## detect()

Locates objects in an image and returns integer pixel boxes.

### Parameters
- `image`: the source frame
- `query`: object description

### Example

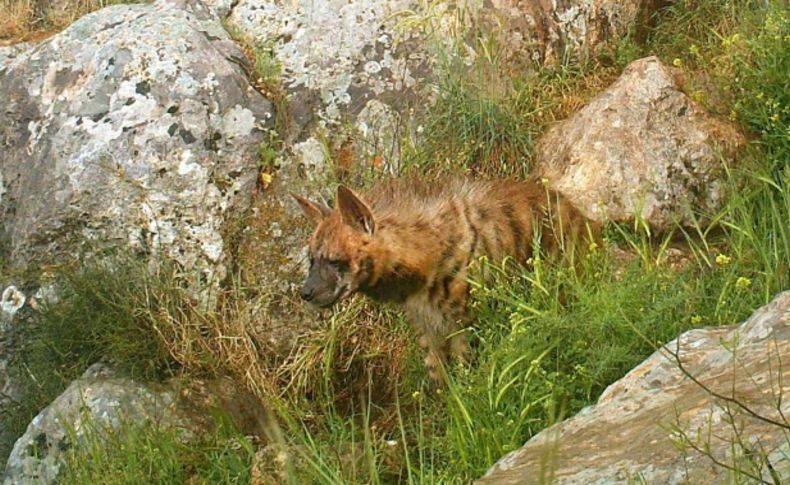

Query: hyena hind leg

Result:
[443,278,472,364]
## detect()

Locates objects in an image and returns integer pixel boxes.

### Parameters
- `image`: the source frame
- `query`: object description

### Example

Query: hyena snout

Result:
[299,285,316,302]
[300,268,344,308]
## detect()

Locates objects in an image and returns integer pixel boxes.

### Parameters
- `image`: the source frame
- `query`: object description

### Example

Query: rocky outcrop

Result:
[3,364,188,484]
[0,0,273,287]
[228,0,429,167]
[536,56,744,229]
[226,0,664,166]
[483,0,666,65]
[480,291,790,484]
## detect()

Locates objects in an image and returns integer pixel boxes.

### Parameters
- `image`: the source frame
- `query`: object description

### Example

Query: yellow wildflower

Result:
[736,277,752,289]
[691,315,703,325]
[715,254,732,266]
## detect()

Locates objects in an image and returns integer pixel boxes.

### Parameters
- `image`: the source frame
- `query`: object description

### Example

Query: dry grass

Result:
[0,0,140,44]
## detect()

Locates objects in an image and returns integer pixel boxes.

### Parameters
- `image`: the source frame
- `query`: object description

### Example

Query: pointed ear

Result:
[336,186,375,234]
[291,193,331,225]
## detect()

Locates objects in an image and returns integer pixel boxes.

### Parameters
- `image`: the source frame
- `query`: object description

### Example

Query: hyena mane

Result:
[293,176,597,382]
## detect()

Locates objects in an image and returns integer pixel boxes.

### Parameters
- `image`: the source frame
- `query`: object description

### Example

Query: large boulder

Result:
[479,291,790,484]
[0,0,273,286]
[536,56,745,229]
[227,0,429,165]
[3,364,268,484]
[3,364,188,484]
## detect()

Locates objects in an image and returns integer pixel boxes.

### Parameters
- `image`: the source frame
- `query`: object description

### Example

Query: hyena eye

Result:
[329,259,349,272]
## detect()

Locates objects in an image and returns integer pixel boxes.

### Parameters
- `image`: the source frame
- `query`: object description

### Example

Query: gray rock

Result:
[3,364,270,484]
[0,0,273,289]
[536,56,745,229]
[0,43,32,69]
[227,0,429,164]
[200,0,235,18]
[3,364,188,484]
[479,291,790,484]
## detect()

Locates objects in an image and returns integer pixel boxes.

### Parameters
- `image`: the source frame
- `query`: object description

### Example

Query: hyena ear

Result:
[291,193,331,226]
[337,185,375,235]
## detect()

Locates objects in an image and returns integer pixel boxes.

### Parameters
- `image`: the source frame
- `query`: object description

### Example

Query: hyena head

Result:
[291,186,376,308]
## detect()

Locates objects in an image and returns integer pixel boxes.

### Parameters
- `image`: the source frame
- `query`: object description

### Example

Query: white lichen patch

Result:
[1,286,26,316]
[356,99,401,172]
[221,105,256,138]
[293,137,327,178]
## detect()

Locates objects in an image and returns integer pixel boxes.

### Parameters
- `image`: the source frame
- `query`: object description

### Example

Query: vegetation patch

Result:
[59,416,256,484]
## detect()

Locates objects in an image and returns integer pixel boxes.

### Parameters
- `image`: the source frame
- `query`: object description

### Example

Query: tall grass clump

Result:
[2,259,187,460]
[59,417,256,484]
[400,28,619,178]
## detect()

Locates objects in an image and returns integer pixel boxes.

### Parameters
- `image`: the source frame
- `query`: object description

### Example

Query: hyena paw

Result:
[424,352,446,385]
[449,334,470,364]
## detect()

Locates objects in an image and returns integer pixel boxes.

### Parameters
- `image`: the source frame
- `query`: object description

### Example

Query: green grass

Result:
[5,0,789,482]
[59,417,256,485]
[1,258,187,463]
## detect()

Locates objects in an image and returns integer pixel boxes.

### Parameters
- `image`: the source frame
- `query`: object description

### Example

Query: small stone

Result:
[364,61,382,74]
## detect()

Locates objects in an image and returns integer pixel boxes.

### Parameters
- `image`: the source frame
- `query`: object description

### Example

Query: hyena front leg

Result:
[405,295,451,384]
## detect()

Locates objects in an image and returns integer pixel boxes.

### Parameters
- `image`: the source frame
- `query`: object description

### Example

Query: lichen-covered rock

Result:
[0,0,273,287]
[479,291,790,484]
[0,43,32,68]
[227,0,428,162]
[483,0,665,65]
[536,56,744,229]
[2,365,269,484]
[2,364,187,484]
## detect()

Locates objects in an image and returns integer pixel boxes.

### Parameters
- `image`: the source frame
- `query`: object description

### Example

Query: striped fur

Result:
[294,177,597,382]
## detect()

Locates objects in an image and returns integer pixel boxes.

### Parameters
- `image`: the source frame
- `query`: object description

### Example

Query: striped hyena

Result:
[292,178,596,383]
